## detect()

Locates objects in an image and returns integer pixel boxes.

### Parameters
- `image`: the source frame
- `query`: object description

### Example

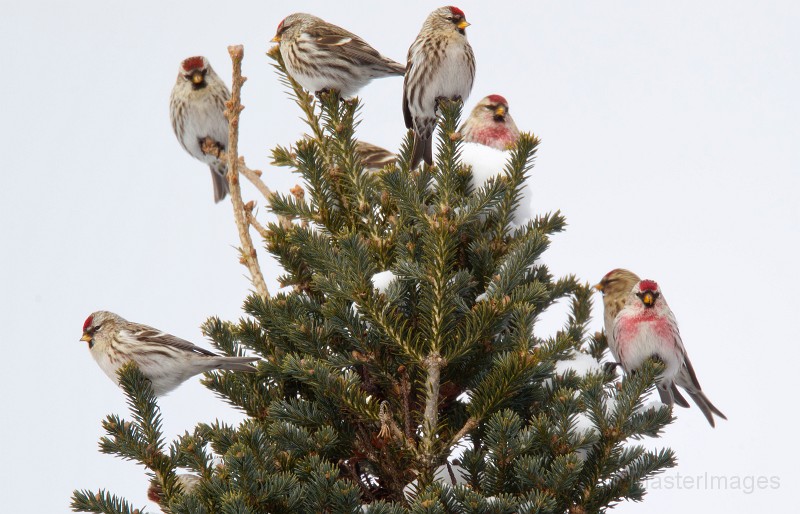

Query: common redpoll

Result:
[612,279,727,426]
[596,269,690,409]
[356,140,397,172]
[461,94,520,150]
[80,311,258,396]
[271,13,405,97]
[459,95,531,224]
[403,6,475,168]
[594,268,643,364]
[169,56,231,203]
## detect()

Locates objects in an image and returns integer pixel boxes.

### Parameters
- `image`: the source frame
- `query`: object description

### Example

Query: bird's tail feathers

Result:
[216,356,259,372]
[670,383,691,408]
[410,133,430,169]
[210,162,229,203]
[686,389,727,427]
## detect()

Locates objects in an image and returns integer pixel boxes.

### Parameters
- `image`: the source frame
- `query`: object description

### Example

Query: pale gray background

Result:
[1,0,797,511]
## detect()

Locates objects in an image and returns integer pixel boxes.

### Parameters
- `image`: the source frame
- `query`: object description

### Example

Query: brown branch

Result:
[447,417,478,450]
[225,45,269,300]
[399,365,413,440]
[202,138,273,202]
[421,353,443,459]
[243,201,269,239]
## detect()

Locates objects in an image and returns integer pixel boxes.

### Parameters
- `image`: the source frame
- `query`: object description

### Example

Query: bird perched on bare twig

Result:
[79,311,258,396]
[169,56,231,203]
[271,13,405,97]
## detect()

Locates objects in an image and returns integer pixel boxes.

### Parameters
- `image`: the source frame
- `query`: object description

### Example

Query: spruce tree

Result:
[72,46,675,514]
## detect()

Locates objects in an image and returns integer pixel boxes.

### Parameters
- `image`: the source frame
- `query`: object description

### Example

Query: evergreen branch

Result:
[117,363,164,456]
[420,352,445,475]
[71,489,146,514]
[496,133,540,235]
[225,44,269,300]
[267,45,323,143]
[454,178,507,226]
[484,229,550,301]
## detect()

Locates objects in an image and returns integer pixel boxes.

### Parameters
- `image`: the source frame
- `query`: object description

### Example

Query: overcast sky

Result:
[1,1,797,512]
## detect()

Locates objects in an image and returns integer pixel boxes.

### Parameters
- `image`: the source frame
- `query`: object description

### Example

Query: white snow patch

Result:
[371,270,396,293]
[461,142,535,227]
[555,351,604,376]
[462,142,509,191]
[636,400,668,415]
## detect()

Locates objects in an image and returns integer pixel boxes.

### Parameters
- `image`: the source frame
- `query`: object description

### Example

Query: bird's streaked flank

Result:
[169,56,231,203]
[80,311,258,396]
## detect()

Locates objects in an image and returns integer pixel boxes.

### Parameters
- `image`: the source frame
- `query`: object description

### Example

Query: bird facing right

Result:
[80,311,258,396]
[169,56,231,203]
[612,279,727,427]
[404,6,476,168]
[271,13,405,97]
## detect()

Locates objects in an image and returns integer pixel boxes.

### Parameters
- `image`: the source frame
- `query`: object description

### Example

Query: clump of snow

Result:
[555,351,604,376]
[636,401,667,415]
[371,270,396,293]
[460,142,535,227]
[462,142,509,191]
[573,412,599,437]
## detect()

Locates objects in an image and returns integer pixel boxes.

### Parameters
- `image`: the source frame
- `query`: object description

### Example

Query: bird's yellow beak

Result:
[642,292,655,306]
[457,20,470,30]
[190,71,204,84]
[494,106,506,119]
[271,35,281,43]
[80,333,92,343]
[593,283,604,292]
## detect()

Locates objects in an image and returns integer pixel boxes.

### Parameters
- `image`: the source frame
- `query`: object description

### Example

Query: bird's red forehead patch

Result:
[181,56,205,72]
[83,315,93,332]
[639,279,659,292]
[449,6,465,17]
[276,18,285,33]
[487,94,508,106]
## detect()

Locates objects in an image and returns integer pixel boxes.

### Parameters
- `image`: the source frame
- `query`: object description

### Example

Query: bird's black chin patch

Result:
[87,340,94,349]
[493,115,505,122]
[191,81,207,90]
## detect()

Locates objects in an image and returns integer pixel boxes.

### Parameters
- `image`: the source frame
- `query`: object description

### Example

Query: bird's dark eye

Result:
[484,105,494,110]
[93,325,102,333]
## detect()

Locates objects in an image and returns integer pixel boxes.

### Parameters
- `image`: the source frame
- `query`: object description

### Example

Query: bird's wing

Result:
[309,28,400,70]
[123,323,218,357]
[665,309,704,391]
[402,62,414,129]
[356,141,396,169]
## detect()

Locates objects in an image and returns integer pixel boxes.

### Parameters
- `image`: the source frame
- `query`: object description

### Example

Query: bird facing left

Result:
[169,56,231,203]
[271,13,406,97]
[79,311,258,396]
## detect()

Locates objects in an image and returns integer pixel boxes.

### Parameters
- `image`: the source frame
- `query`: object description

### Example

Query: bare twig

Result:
[225,45,269,300]
[447,417,478,450]
[243,201,269,239]
[202,138,273,201]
